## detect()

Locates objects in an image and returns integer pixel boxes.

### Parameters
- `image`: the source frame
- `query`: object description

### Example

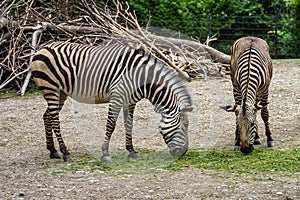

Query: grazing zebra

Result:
[31,41,193,162]
[224,36,274,154]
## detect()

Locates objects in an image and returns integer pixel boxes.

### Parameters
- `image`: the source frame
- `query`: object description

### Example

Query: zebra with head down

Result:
[224,36,274,154]
[31,41,193,162]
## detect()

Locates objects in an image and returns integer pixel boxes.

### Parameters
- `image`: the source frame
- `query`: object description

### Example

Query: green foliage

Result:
[125,0,299,57]
[126,0,275,27]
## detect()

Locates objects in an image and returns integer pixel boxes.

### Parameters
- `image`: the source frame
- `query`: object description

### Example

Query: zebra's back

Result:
[230,36,273,102]
[31,42,136,104]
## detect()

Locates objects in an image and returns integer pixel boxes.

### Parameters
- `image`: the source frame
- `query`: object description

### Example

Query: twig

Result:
[0,68,29,90]
[21,27,44,96]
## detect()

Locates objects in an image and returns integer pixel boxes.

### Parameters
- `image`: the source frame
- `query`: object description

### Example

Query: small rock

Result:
[19,191,25,196]
[276,192,283,195]
[89,179,98,183]
[93,170,104,174]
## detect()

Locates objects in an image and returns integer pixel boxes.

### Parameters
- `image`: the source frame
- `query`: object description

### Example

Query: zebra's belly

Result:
[68,94,109,104]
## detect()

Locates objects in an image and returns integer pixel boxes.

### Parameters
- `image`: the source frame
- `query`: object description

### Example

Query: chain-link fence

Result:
[142,4,299,59]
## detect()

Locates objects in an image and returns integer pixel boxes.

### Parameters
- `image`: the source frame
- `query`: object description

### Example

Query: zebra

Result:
[223,36,274,154]
[31,41,193,162]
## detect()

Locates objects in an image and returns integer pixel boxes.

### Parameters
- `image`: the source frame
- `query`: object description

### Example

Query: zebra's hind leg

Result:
[101,101,122,163]
[123,104,138,159]
[57,92,71,161]
[46,91,71,161]
[261,106,274,147]
[43,108,60,159]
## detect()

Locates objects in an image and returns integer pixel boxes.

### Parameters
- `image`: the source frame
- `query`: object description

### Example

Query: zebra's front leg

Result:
[101,103,121,163]
[261,106,274,147]
[234,124,241,151]
[254,132,262,145]
[234,113,241,151]
[123,104,138,159]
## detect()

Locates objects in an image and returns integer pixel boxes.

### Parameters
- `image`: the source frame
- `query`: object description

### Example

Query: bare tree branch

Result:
[0,0,231,94]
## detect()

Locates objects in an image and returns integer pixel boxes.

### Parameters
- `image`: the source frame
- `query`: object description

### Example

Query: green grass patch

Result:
[167,147,300,174]
[23,84,41,97]
[0,89,19,99]
[0,85,40,99]
[40,154,112,175]
[45,146,300,175]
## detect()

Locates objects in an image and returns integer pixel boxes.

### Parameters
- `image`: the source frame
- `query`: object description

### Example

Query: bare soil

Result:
[0,60,299,199]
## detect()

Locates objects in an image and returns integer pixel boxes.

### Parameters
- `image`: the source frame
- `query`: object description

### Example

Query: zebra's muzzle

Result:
[169,146,188,158]
[240,144,254,154]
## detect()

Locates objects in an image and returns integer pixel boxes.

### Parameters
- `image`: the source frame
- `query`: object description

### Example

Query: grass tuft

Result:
[167,147,300,174]
[37,146,300,175]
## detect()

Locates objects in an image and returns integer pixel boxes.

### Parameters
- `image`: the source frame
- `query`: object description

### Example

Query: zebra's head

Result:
[226,102,263,154]
[158,104,193,158]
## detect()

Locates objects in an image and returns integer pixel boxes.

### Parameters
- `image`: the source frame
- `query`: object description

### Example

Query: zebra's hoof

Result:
[128,152,138,159]
[267,141,274,147]
[49,152,61,159]
[101,155,112,163]
[254,138,262,145]
[63,154,72,162]
[234,146,241,151]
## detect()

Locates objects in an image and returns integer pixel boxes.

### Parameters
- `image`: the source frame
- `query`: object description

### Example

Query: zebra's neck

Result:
[118,53,191,115]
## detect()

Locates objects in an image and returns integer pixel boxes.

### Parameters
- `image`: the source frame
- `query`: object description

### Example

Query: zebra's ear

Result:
[220,105,236,112]
[253,102,263,111]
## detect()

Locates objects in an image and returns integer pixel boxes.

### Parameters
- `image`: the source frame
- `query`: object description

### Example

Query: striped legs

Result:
[233,104,274,151]
[100,99,138,162]
[234,113,241,151]
[43,91,70,161]
[233,87,242,151]
[101,99,122,163]
[123,104,138,158]
[43,109,60,158]
[261,106,274,147]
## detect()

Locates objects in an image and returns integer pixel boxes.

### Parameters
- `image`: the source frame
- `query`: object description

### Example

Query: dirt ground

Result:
[0,60,299,199]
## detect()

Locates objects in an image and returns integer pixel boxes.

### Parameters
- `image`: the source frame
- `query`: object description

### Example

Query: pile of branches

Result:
[0,0,230,95]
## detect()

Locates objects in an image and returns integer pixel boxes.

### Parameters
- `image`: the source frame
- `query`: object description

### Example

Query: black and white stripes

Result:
[226,36,274,154]
[31,41,192,162]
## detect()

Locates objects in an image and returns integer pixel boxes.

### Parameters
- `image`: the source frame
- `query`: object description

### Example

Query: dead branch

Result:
[20,27,44,96]
[0,0,231,94]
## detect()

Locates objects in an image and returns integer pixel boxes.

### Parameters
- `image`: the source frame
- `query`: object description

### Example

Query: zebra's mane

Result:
[135,49,192,113]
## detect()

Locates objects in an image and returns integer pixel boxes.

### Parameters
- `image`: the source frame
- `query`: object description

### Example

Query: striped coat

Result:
[226,36,274,154]
[31,41,192,162]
